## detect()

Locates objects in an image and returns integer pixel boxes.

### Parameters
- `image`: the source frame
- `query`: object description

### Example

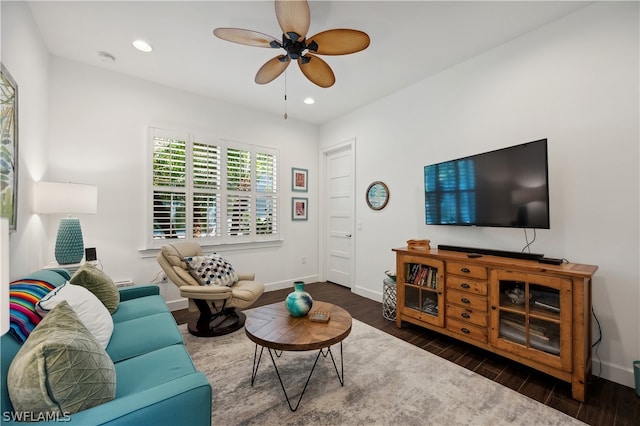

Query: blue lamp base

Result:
[55,217,85,265]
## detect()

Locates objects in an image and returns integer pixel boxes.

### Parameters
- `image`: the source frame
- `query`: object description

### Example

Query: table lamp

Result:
[34,182,98,265]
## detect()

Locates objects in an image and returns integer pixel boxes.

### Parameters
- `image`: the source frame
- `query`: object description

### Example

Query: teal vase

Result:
[285,281,313,317]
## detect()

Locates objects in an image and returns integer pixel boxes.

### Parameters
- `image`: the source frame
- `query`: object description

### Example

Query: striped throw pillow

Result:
[9,280,56,343]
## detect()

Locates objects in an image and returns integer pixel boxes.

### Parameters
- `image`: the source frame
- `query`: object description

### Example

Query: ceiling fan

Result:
[213,0,370,88]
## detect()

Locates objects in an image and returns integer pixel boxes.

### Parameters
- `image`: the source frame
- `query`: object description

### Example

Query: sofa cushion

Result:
[114,345,198,398]
[8,279,56,343]
[70,263,120,313]
[106,312,183,363]
[111,294,169,324]
[7,301,116,416]
[185,254,238,287]
[37,282,114,349]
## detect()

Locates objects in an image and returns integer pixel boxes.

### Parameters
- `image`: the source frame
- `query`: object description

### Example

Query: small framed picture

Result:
[292,197,308,221]
[291,167,308,192]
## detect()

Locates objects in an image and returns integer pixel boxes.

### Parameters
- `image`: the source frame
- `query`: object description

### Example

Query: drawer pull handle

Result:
[461,283,470,289]
[461,268,471,273]
[461,328,470,334]
[461,313,471,319]
[461,298,471,304]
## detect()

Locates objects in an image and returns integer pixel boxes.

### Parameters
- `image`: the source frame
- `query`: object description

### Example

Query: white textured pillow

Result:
[185,254,239,287]
[37,282,114,349]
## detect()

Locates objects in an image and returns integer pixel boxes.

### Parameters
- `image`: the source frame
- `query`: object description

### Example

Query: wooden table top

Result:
[245,301,352,351]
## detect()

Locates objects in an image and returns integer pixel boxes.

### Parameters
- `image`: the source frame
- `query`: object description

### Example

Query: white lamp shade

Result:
[34,182,98,214]
[1,218,9,334]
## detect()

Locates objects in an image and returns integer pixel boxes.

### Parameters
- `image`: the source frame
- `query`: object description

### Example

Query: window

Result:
[149,128,278,248]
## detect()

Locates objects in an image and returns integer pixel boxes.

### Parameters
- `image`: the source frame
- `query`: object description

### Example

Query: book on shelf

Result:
[430,268,438,289]
[407,264,419,283]
[420,267,430,286]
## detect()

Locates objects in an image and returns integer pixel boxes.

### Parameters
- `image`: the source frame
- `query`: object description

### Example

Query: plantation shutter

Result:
[192,142,221,238]
[152,131,187,239]
[226,148,251,236]
[256,151,277,235]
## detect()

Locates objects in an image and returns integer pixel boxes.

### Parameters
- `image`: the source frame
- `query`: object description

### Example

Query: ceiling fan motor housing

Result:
[274,32,318,62]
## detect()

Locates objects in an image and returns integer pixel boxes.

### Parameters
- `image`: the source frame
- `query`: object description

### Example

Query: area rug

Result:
[180,319,584,425]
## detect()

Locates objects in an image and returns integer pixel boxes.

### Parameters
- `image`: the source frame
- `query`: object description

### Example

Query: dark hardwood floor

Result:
[171,282,640,425]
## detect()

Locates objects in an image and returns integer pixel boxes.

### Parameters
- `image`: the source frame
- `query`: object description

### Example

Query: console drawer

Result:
[446,262,487,280]
[446,289,487,312]
[446,275,487,296]
[446,304,488,327]
[447,318,488,343]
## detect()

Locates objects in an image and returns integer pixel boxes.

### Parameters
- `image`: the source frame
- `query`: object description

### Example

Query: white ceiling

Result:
[27,1,591,125]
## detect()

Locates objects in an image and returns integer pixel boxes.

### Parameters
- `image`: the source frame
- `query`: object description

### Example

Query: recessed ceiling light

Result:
[303,97,315,105]
[132,39,153,53]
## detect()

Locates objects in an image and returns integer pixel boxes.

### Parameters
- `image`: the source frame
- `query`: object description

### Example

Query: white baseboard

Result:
[263,275,320,292]
[167,298,188,312]
[594,358,637,389]
[353,284,382,303]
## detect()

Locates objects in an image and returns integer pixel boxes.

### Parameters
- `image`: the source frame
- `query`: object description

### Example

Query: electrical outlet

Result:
[160,272,168,283]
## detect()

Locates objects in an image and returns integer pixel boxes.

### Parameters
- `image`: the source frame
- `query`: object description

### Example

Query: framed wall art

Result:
[0,63,18,232]
[291,197,308,221]
[291,167,308,192]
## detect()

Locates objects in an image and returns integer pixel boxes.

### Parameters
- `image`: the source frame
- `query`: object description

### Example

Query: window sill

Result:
[139,239,284,258]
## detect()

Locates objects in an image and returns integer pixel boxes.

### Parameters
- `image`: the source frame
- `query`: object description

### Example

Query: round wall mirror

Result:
[366,181,390,210]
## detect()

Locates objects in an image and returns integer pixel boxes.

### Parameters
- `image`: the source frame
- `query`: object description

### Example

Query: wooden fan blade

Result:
[298,54,335,88]
[213,28,279,48]
[255,55,291,84]
[307,29,370,55]
[275,0,310,40]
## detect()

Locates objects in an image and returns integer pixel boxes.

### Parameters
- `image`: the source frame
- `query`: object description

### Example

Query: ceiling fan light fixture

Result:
[303,97,315,105]
[132,39,153,53]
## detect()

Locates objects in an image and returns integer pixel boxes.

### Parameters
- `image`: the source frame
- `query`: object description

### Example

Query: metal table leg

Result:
[250,342,344,412]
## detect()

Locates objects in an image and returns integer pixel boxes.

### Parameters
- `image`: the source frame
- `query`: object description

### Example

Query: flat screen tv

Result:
[424,139,550,229]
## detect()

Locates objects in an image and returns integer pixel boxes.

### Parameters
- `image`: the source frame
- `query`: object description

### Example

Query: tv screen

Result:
[424,139,550,229]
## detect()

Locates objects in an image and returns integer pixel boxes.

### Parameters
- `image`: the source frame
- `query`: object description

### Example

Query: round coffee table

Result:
[245,301,352,411]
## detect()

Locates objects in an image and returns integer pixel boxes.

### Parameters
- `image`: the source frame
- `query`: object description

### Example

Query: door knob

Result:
[345,234,352,238]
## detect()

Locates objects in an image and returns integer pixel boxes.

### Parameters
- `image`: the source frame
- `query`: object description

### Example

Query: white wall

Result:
[320,2,639,388]
[45,57,320,308]
[1,2,51,278]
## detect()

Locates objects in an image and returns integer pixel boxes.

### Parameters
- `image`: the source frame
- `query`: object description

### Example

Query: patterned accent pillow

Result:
[8,301,116,416]
[9,279,56,343]
[70,263,120,313]
[184,254,239,287]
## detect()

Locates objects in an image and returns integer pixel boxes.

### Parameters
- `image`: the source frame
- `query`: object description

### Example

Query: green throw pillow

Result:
[70,264,120,313]
[7,301,116,416]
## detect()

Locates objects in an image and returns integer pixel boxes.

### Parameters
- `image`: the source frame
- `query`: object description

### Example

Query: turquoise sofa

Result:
[1,269,212,425]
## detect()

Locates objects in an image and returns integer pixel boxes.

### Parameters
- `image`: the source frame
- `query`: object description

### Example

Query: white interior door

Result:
[324,143,354,288]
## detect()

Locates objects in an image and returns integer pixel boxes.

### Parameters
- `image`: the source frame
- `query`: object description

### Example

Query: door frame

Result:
[319,137,356,288]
